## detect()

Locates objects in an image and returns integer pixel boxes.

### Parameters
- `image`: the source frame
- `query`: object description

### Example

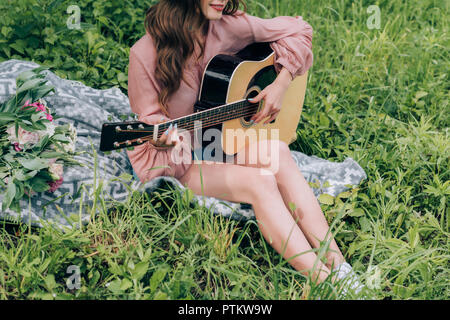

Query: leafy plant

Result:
[0,68,80,211]
[0,0,448,300]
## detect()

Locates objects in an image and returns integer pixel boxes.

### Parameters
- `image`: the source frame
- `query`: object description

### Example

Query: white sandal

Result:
[333,262,364,296]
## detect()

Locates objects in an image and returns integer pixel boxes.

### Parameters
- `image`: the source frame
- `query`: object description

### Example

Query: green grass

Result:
[0,0,449,299]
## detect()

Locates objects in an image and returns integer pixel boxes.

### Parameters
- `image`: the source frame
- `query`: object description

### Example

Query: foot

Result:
[333,262,364,297]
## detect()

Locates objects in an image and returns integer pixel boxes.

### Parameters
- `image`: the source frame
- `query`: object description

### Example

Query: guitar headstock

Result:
[99,121,154,152]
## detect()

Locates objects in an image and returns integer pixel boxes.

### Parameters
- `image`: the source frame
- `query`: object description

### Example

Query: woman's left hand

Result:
[249,72,292,125]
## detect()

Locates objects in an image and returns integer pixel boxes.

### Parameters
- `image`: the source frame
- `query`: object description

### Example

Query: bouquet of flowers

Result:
[0,67,80,212]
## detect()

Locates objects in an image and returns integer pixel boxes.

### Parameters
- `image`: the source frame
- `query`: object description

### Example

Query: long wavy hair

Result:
[145,0,247,117]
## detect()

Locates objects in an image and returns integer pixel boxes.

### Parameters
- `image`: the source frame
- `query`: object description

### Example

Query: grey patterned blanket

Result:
[0,60,367,228]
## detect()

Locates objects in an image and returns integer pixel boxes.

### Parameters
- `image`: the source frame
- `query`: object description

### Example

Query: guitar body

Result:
[194,42,308,161]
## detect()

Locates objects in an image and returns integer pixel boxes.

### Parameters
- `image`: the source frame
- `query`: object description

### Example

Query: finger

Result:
[263,110,280,125]
[250,102,267,122]
[167,123,181,146]
[261,107,280,124]
[254,112,269,124]
[149,136,163,147]
[167,127,178,146]
[158,124,171,144]
[250,111,259,122]
[249,92,267,122]
[253,103,274,123]
[248,90,265,103]
[252,110,265,123]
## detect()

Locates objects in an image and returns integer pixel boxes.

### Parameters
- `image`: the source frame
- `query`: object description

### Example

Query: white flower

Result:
[63,123,77,153]
[48,162,64,180]
[65,139,76,153]
[42,121,56,138]
[60,137,76,153]
[36,121,56,140]
[69,123,77,140]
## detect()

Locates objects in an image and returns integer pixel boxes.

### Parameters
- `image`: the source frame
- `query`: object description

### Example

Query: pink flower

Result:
[48,177,63,193]
[13,142,22,152]
[23,100,46,112]
[6,126,40,149]
[22,100,52,121]
[33,103,46,112]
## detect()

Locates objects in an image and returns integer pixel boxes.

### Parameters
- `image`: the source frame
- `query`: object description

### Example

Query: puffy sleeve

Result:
[220,11,313,79]
[126,47,192,183]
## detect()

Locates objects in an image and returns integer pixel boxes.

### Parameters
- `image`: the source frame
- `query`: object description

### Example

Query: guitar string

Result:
[125,106,255,137]
[114,107,266,148]
[114,107,260,147]
[118,99,256,132]
[116,103,259,136]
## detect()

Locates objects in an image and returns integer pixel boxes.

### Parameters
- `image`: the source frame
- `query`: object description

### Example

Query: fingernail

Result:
[164,128,169,135]
[174,123,177,129]
[250,120,254,124]
[248,98,254,101]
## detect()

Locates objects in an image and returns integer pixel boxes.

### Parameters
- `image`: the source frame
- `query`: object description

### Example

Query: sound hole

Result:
[243,65,278,125]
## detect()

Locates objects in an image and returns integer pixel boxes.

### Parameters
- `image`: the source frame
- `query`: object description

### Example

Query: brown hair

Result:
[145,0,247,117]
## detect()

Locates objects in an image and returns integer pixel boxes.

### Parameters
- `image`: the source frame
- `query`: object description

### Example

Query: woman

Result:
[127,0,361,290]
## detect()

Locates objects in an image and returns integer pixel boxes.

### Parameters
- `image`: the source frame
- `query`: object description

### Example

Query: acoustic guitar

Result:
[99,42,308,161]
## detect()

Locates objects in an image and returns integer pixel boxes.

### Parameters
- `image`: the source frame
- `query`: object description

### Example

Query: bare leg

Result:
[233,139,346,270]
[178,160,331,282]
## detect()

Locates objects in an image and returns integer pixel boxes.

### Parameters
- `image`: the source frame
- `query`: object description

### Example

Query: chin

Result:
[206,13,223,20]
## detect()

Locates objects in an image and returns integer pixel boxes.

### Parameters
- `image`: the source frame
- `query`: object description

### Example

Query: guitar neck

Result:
[100,99,259,151]
[170,98,257,131]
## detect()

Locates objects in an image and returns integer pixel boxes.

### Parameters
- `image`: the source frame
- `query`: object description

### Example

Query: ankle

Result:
[309,266,332,284]
[325,255,346,271]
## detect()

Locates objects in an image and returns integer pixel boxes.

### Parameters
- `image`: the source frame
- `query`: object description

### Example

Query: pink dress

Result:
[127,10,313,183]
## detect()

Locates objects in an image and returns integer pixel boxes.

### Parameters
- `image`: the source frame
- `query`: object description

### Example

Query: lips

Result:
[210,4,224,11]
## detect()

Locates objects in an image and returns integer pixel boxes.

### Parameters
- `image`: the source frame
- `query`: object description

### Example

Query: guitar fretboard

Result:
[148,99,259,137]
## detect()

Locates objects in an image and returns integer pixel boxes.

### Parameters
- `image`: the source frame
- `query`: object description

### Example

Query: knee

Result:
[248,171,278,200]
[260,140,292,175]
[275,140,292,159]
